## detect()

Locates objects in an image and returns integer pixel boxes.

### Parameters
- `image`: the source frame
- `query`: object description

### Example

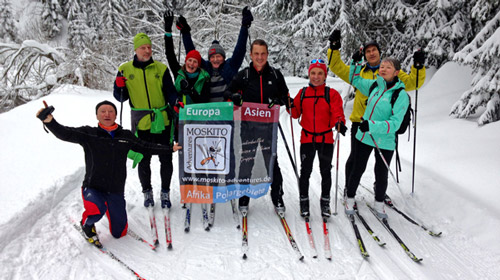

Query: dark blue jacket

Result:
[181,26,249,87]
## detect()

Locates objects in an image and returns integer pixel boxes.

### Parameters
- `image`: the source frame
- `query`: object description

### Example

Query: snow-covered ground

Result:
[1,61,499,279]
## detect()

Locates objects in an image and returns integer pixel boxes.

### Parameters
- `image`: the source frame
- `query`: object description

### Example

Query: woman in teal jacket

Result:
[344,57,409,219]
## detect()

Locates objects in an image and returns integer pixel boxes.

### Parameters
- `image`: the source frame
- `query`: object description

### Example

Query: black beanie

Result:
[95,100,117,114]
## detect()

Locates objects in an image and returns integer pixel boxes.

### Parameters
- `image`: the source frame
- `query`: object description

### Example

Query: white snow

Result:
[1,62,500,279]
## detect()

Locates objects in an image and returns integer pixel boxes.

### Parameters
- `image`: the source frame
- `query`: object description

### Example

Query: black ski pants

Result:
[299,142,334,199]
[345,138,393,202]
[344,122,360,188]
[137,128,173,193]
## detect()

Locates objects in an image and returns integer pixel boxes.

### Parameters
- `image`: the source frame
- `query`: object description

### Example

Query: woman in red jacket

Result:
[290,59,346,218]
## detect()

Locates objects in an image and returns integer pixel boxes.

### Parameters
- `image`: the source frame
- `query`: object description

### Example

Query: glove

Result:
[359,120,370,132]
[164,10,174,32]
[335,121,347,136]
[329,30,341,50]
[231,93,243,106]
[241,6,253,28]
[268,98,279,109]
[413,49,425,70]
[116,76,126,88]
[352,48,363,63]
[174,100,184,114]
[288,98,295,109]
[37,104,55,122]
[176,15,191,33]
[179,79,193,97]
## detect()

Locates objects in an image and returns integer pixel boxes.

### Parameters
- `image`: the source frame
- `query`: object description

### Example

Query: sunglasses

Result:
[310,59,326,64]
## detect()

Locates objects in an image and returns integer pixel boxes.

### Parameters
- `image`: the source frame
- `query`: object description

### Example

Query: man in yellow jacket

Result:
[327,29,426,193]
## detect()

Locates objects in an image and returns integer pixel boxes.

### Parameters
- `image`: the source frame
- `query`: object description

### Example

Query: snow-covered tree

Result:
[40,0,64,39]
[0,0,17,42]
[451,8,500,125]
[0,40,64,111]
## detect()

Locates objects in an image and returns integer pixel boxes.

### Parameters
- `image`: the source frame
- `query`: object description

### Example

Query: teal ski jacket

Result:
[349,62,410,151]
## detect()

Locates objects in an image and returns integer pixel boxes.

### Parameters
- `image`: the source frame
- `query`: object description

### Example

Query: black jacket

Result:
[46,119,171,194]
[226,62,289,105]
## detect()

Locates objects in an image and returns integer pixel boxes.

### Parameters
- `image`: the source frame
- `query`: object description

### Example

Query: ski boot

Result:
[80,220,102,248]
[344,197,356,216]
[320,197,331,218]
[272,193,286,215]
[373,201,388,219]
[299,196,310,218]
[239,196,250,216]
[143,189,154,207]
[161,189,172,209]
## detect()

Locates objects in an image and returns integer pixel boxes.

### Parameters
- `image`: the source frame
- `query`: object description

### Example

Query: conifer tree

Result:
[41,0,64,39]
[0,0,17,42]
[451,8,500,125]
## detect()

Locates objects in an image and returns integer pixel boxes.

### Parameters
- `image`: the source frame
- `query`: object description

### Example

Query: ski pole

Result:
[278,123,299,182]
[367,131,410,210]
[177,15,182,62]
[119,70,124,126]
[288,100,299,179]
[333,124,341,215]
[411,69,419,194]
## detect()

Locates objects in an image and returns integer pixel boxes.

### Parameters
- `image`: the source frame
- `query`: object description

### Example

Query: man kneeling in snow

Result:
[36,100,181,248]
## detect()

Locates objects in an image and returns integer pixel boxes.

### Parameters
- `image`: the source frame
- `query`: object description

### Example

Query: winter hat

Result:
[363,40,381,58]
[185,50,202,66]
[308,59,327,75]
[133,33,152,50]
[208,40,226,59]
[95,100,117,114]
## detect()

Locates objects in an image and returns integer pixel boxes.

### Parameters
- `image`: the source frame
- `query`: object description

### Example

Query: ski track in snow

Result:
[2,76,500,279]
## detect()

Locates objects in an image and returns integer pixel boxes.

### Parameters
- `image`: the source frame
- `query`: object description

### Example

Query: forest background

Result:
[0,0,499,125]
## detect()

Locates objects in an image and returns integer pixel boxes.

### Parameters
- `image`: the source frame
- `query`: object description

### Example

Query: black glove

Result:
[179,79,191,96]
[335,121,347,136]
[164,10,174,32]
[268,98,280,109]
[176,15,191,33]
[359,120,370,132]
[231,93,243,106]
[37,105,55,121]
[352,48,363,63]
[413,49,425,70]
[242,6,253,28]
[329,30,341,50]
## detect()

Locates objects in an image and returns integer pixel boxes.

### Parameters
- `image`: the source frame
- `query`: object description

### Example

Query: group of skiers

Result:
[36,6,426,248]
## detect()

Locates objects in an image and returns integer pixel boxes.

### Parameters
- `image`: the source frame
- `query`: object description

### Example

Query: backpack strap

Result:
[300,87,308,107]
[390,88,404,108]
[324,86,330,104]
[368,82,377,96]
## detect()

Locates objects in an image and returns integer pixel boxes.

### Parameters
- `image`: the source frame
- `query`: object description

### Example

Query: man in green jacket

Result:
[327,29,426,193]
[113,33,178,209]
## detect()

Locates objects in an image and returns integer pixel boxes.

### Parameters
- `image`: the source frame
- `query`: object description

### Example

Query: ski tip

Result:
[243,254,247,260]
[430,231,442,237]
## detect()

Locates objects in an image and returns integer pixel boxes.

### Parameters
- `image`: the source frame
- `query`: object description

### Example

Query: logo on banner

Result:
[184,124,231,174]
